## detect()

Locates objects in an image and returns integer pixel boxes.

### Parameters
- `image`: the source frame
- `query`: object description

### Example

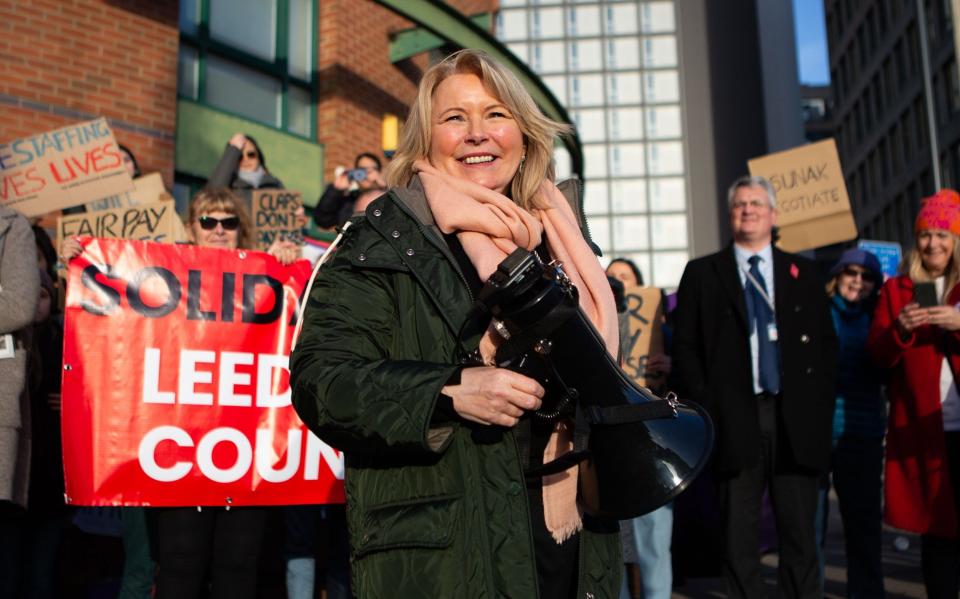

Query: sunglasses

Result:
[244,151,258,159]
[842,266,876,282]
[197,215,240,231]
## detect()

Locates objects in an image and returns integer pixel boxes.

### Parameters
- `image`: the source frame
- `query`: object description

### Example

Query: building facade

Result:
[496,0,692,287]
[826,0,960,246]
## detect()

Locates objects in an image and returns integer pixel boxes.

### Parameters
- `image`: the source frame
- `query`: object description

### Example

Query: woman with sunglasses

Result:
[208,132,284,191]
[868,189,960,598]
[815,248,884,597]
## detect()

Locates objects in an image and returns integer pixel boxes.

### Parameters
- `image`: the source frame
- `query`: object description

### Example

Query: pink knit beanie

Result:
[915,189,960,235]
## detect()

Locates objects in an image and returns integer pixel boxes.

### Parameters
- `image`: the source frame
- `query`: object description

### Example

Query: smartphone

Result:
[914,281,939,308]
[346,168,367,183]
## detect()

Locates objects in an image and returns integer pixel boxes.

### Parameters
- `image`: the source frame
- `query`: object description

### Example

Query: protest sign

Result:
[621,286,665,390]
[0,118,134,217]
[249,189,304,251]
[58,199,186,246]
[857,239,902,280]
[85,172,170,212]
[748,138,857,252]
[61,238,343,506]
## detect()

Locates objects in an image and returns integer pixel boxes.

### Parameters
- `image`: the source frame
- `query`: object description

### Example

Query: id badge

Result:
[0,334,14,360]
[766,323,778,342]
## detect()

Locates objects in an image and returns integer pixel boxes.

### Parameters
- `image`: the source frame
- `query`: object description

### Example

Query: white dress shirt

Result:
[734,243,776,395]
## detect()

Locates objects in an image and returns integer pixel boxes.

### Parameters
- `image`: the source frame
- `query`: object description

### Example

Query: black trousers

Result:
[719,394,820,599]
[154,506,268,599]
[921,431,960,598]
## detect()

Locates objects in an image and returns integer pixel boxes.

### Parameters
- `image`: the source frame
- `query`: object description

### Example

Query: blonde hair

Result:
[385,49,570,211]
[903,231,960,301]
[187,188,254,250]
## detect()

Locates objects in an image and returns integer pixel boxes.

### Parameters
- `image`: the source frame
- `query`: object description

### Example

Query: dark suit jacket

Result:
[672,244,837,473]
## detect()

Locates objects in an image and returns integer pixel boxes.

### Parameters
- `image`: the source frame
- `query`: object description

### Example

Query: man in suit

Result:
[672,176,837,598]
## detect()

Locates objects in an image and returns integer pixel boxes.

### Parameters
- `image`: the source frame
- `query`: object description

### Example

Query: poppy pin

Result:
[790,263,799,279]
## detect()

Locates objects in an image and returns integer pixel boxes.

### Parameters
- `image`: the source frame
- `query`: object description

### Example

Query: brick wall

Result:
[0,0,179,190]
[317,0,497,180]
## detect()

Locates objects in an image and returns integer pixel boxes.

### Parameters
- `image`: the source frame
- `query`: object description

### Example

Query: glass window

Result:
[645,106,682,139]
[534,42,567,73]
[532,7,564,38]
[553,146,573,180]
[641,2,676,33]
[569,40,603,71]
[584,144,608,177]
[569,5,601,37]
[499,0,526,6]
[287,86,312,137]
[206,55,282,126]
[608,108,644,140]
[543,75,567,105]
[608,38,640,70]
[652,251,688,288]
[589,216,611,252]
[288,0,313,80]
[571,74,605,106]
[210,0,277,62]
[608,73,642,105]
[613,216,650,251]
[611,179,648,212]
[497,9,528,41]
[178,46,199,100]
[507,42,529,62]
[606,4,638,35]
[651,215,688,249]
[573,109,606,142]
[610,143,646,176]
[180,0,201,35]
[584,180,609,215]
[648,141,684,175]
[649,178,686,211]
[642,36,678,68]
[644,71,680,103]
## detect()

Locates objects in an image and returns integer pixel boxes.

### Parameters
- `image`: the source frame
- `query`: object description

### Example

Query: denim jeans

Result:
[620,502,673,599]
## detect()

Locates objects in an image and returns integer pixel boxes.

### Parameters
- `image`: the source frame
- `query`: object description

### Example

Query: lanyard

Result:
[744,266,775,313]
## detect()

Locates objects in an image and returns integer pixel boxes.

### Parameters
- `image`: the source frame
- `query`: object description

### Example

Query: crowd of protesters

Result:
[6,52,960,599]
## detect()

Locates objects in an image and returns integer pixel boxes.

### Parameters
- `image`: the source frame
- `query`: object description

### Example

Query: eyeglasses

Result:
[841,266,876,282]
[244,151,258,159]
[197,215,240,231]
[731,199,769,211]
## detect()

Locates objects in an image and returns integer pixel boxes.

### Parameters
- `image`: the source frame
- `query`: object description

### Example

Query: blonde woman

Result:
[868,189,960,598]
[291,50,620,598]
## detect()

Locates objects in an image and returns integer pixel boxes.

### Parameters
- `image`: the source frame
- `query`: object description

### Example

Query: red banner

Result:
[62,238,345,507]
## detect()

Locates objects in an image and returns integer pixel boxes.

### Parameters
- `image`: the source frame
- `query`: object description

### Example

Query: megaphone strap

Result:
[584,400,678,426]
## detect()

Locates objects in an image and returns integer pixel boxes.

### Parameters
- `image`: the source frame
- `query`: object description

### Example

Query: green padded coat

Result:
[290,178,621,599]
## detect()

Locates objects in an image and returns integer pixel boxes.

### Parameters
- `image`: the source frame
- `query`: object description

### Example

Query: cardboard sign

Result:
[62,238,344,506]
[85,172,170,212]
[58,199,187,246]
[250,189,304,251]
[621,286,665,390]
[748,138,857,252]
[858,239,902,279]
[0,118,134,217]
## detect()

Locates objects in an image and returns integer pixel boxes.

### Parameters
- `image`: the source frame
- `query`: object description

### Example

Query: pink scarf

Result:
[414,161,618,542]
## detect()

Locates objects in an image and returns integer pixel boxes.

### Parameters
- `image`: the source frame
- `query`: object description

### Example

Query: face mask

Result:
[237,166,266,188]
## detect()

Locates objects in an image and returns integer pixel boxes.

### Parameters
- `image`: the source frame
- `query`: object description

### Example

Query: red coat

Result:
[868,275,960,537]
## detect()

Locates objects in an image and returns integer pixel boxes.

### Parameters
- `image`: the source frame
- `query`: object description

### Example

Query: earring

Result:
[518,153,526,176]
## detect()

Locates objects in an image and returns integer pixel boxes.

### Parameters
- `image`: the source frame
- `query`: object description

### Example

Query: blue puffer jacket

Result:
[830,294,885,439]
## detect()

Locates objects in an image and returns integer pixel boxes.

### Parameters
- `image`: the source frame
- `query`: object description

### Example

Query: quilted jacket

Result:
[291,178,621,598]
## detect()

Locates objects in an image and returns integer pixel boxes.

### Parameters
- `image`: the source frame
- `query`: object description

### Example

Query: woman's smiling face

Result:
[428,73,524,194]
